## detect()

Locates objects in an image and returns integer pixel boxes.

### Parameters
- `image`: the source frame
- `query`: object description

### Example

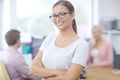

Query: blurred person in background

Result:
[87,25,113,67]
[0,29,40,80]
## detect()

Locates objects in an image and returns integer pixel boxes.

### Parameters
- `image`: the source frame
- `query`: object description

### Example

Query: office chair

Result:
[0,61,10,80]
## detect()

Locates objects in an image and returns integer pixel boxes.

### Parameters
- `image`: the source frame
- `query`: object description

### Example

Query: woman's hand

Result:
[87,63,98,68]
[55,70,67,76]
[46,75,64,80]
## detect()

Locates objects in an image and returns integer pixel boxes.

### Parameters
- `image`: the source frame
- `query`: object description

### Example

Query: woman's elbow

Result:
[29,68,41,78]
[29,66,36,76]
[30,65,44,78]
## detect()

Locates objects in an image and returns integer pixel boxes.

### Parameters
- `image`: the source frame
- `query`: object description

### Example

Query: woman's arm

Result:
[30,51,67,78]
[99,43,113,67]
[46,63,83,80]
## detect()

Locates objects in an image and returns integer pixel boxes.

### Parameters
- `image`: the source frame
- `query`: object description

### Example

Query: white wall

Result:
[99,0,120,19]
[0,0,3,50]
[2,0,11,49]
[92,0,99,25]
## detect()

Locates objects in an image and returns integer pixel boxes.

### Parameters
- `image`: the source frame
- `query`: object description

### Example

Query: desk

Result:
[81,67,120,80]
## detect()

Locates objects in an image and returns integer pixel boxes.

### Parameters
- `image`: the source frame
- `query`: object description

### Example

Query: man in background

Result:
[0,29,40,80]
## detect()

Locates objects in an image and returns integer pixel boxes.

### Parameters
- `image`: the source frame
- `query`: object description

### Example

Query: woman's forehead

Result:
[52,5,69,13]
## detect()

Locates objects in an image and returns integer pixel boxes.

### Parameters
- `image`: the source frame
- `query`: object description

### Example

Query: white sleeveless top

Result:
[90,48,99,65]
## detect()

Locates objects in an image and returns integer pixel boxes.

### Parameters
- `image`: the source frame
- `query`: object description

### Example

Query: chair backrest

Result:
[111,33,120,68]
[0,61,10,80]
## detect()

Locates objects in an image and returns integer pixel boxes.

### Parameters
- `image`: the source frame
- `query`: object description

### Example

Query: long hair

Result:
[53,0,77,33]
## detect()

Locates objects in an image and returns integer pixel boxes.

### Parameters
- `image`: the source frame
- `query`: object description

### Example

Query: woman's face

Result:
[52,5,74,31]
[92,28,102,41]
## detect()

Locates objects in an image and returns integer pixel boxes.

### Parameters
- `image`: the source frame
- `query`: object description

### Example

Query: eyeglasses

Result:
[49,12,71,20]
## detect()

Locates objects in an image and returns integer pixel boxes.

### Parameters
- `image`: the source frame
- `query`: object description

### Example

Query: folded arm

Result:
[46,63,83,80]
[30,51,67,78]
[30,51,83,80]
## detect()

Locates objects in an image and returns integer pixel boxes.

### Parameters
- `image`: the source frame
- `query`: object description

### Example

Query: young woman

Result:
[30,1,89,80]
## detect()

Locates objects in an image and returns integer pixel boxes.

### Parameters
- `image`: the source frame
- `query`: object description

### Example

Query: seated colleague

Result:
[0,29,39,80]
[87,25,113,67]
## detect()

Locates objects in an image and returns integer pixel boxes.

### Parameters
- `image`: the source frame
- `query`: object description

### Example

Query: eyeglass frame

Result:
[49,12,71,20]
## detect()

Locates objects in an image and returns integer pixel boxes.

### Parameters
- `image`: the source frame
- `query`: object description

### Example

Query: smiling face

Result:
[52,5,75,31]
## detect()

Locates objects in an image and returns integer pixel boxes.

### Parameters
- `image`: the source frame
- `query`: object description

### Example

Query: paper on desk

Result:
[112,70,120,75]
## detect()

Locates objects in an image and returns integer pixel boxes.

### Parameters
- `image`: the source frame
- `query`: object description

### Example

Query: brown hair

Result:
[5,29,20,46]
[53,0,77,33]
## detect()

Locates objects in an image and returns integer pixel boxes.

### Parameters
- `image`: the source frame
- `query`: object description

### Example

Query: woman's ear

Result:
[72,12,75,20]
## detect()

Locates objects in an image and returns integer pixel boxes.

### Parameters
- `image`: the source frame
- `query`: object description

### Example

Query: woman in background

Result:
[30,0,89,80]
[87,25,113,67]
